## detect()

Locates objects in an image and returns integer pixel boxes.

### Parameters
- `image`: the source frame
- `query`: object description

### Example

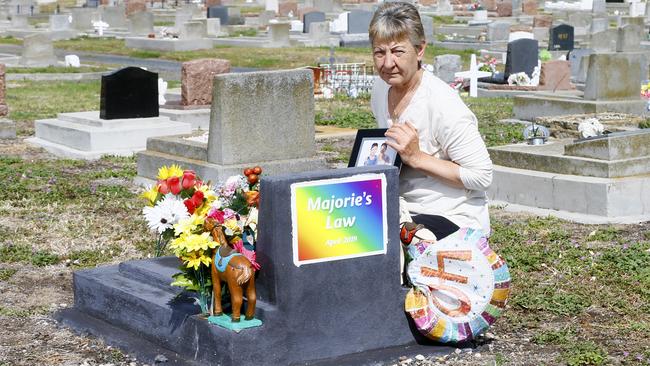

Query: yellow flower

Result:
[182,250,212,270]
[223,219,242,236]
[174,214,205,237]
[140,185,159,206]
[157,165,184,180]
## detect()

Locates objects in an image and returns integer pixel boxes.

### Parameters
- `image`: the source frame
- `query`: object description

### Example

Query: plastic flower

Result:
[174,214,205,237]
[207,208,225,223]
[142,197,190,234]
[223,218,242,236]
[233,239,260,270]
[140,185,159,206]
[182,250,212,270]
[157,165,183,181]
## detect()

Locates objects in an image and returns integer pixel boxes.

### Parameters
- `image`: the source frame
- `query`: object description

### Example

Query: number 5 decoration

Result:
[405,228,511,343]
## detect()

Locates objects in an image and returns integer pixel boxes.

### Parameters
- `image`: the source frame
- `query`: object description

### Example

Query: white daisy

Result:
[143,197,190,234]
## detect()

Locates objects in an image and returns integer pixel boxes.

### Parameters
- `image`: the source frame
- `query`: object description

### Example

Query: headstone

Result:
[508,30,534,41]
[258,10,275,27]
[538,60,573,90]
[207,6,228,25]
[226,7,244,26]
[568,48,593,79]
[125,0,146,16]
[207,69,317,165]
[100,67,159,119]
[488,21,511,41]
[549,24,574,50]
[481,0,497,11]
[0,64,8,118]
[347,9,372,34]
[266,0,279,13]
[505,38,539,78]
[589,29,616,51]
[629,2,646,17]
[330,12,348,33]
[50,14,71,31]
[65,54,81,67]
[303,10,325,33]
[101,6,127,28]
[205,0,220,7]
[421,14,433,42]
[71,8,97,30]
[268,21,290,47]
[314,0,334,12]
[583,53,642,101]
[179,21,205,40]
[522,0,537,15]
[590,17,607,33]
[279,1,297,17]
[128,11,153,36]
[175,6,193,29]
[181,59,230,106]
[437,0,454,14]
[496,0,512,16]
[616,24,642,52]
[206,18,221,36]
[20,34,57,67]
[432,54,462,83]
[511,0,522,15]
[617,16,644,28]
[592,0,606,14]
[533,14,552,28]
[308,21,330,46]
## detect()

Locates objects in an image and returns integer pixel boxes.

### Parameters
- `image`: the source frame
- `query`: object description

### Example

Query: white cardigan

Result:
[370,71,493,235]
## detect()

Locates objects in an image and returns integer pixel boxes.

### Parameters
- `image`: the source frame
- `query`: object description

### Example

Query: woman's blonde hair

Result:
[368,2,426,50]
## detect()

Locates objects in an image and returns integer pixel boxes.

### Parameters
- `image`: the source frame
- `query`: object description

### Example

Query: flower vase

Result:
[473,10,488,20]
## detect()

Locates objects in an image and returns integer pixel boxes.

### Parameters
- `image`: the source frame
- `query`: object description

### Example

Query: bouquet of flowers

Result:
[478,55,498,73]
[642,82,650,100]
[468,2,484,10]
[141,165,262,315]
[449,76,465,92]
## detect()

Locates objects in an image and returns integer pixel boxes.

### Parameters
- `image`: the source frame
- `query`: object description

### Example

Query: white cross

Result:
[92,20,109,36]
[454,54,492,97]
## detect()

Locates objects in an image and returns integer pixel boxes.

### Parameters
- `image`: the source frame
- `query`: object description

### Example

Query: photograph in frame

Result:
[348,129,403,169]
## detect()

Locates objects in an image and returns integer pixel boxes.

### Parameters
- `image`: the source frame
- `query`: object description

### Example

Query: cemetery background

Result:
[0,1,650,365]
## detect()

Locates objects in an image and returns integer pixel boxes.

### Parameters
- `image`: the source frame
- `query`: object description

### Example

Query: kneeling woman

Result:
[369,2,493,240]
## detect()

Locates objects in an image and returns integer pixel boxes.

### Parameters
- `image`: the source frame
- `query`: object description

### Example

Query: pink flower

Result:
[207,208,225,223]
[223,208,237,220]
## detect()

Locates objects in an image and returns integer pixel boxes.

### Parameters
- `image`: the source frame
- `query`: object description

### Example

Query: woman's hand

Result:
[385,121,425,168]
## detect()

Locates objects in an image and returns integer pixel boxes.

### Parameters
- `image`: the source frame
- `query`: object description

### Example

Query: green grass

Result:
[0,243,60,267]
[7,66,109,74]
[227,28,259,37]
[154,21,174,27]
[0,36,22,45]
[563,341,608,366]
[0,268,17,281]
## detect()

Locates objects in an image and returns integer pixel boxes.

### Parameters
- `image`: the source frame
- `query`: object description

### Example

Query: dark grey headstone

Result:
[207,6,228,25]
[505,38,539,79]
[86,0,99,7]
[347,9,373,34]
[549,24,574,50]
[568,48,593,79]
[99,67,159,120]
[303,10,326,33]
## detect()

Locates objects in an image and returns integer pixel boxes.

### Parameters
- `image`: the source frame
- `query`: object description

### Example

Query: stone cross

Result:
[455,54,491,97]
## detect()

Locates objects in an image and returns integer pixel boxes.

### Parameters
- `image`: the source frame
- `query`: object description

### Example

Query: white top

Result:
[370,71,493,235]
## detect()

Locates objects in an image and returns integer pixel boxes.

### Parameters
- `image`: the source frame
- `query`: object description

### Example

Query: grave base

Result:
[57,256,455,366]
[125,37,214,51]
[136,135,328,182]
[488,164,650,221]
[513,92,648,120]
[27,111,192,160]
[159,106,210,130]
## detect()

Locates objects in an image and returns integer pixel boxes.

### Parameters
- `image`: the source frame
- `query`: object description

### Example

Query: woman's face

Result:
[372,38,425,88]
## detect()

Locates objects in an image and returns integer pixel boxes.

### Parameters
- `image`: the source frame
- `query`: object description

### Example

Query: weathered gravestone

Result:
[538,60,573,90]
[505,38,539,79]
[174,5,193,30]
[616,24,642,52]
[101,5,128,28]
[307,21,331,46]
[128,11,153,36]
[268,21,291,47]
[181,59,230,106]
[589,29,616,51]
[584,53,643,101]
[568,48,593,81]
[496,0,512,16]
[100,67,158,119]
[20,33,57,67]
[549,24,574,50]
[347,9,372,34]
[50,14,71,31]
[11,14,28,28]
[488,21,511,42]
[206,18,221,37]
[303,10,325,33]
[137,69,328,182]
[59,163,445,365]
[433,54,462,83]
[590,17,608,33]
[71,8,97,30]
[179,21,205,40]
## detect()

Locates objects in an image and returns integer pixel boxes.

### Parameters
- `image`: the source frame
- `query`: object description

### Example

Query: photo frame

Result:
[348,129,403,169]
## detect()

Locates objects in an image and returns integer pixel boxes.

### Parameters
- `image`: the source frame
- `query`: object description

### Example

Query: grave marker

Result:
[181,59,231,106]
[128,11,153,36]
[20,34,57,67]
[538,60,573,90]
[584,53,643,101]
[433,54,462,83]
[100,67,159,119]
[303,10,325,33]
[505,38,539,79]
[347,9,372,34]
[488,21,511,41]
[207,6,228,25]
[549,24,574,50]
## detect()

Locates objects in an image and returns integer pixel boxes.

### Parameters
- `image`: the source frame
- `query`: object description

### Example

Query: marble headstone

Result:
[20,34,57,67]
[181,59,231,106]
[100,67,159,120]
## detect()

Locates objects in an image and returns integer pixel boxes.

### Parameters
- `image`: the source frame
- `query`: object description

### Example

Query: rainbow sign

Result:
[290,174,387,267]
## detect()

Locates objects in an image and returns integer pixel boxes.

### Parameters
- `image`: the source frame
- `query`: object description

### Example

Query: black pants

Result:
[411,214,459,241]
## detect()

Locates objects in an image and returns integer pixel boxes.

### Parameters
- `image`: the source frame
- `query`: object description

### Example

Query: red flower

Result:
[184,199,196,214]
[182,170,196,190]
[158,180,170,194]
[167,176,181,195]
[191,190,204,207]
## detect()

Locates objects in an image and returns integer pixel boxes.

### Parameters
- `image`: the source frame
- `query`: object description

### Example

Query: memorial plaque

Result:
[100,67,159,120]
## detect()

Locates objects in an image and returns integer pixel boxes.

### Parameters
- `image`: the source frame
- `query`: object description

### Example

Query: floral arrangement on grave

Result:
[641,82,650,100]
[467,2,484,10]
[141,165,263,327]
[449,76,466,92]
[507,72,531,86]
[478,55,498,74]
[539,50,552,62]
